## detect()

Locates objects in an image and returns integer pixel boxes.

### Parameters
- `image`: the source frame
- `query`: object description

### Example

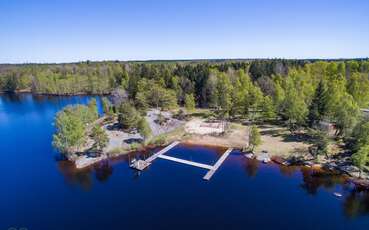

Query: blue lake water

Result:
[1,93,369,230]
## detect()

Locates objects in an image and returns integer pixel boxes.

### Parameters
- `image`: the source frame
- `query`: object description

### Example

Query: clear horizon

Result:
[1,0,369,63]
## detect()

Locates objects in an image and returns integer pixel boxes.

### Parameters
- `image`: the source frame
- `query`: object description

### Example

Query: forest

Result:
[4,59,369,171]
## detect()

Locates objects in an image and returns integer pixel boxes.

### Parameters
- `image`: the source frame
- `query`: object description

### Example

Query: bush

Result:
[117,101,140,130]
[174,109,187,120]
[151,135,167,146]
[137,117,152,142]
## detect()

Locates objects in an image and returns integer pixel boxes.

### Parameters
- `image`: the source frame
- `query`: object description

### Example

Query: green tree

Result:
[53,106,86,155]
[135,92,149,113]
[88,98,99,121]
[216,72,233,118]
[352,120,369,152]
[245,85,264,120]
[311,131,329,158]
[308,80,328,127]
[334,93,360,136]
[137,117,152,142]
[352,145,369,178]
[136,79,178,110]
[347,72,369,108]
[101,97,113,115]
[184,93,196,112]
[204,70,219,108]
[282,86,308,132]
[273,79,286,113]
[249,125,262,152]
[262,96,276,119]
[91,125,108,152]
[118,102,140,130]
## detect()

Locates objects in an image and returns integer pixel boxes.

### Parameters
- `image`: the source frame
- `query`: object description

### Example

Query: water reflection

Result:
[57,160,115,190]
[243,159,369,218]
[244,159,260,177]
[95,161,113,183]
[299,168,349,195]
[58,161,94,190]
[279,165,300,177]
[344,189,369,218]
[56,148,156,189]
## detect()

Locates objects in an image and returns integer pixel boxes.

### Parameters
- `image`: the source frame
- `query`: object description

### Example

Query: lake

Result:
[1,93,369,230]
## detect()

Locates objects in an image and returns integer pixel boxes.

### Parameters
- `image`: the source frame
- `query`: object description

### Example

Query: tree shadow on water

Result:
[94,160,113,183]
[343,189,369,219]
[244,159,260,178]
[299,168,348,195]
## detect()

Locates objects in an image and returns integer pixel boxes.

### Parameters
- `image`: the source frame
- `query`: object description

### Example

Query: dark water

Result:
[1,93,369,230]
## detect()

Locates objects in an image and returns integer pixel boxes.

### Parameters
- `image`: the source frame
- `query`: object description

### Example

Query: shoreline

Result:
[71,136,369,190]
[0,90,110,96]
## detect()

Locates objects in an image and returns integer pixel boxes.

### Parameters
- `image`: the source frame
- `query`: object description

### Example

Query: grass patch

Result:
[149,125,188,146]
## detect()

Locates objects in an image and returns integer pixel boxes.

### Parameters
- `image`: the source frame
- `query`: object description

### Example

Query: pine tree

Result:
[308,80,328,127]
[88,98,99,120]
[91,125,108,152]
[249,125,261,152]
[102,97,113,116]
[137,117,152,142]
[352,145,369,178]
[184,93,195,112]
[118,102,140,130]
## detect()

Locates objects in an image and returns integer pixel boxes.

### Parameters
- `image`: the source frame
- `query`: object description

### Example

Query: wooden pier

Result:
[130,141,180,171]
[146,141,180,163]
[157,154,213,170]
[203,148,233,180]
[131,141,233,180]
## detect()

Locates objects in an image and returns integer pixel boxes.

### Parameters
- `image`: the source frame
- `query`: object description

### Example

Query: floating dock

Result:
[130,141,180,171]
[203,148,233,180]
[130,159,151,170]
[157,154,213,170]
[131,141,233,180]
[145,141,180,163]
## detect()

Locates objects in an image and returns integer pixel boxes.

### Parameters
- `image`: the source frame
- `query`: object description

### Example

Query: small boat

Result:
[256,150,270,163]
[244,153,254,159]
[333,192,342,197]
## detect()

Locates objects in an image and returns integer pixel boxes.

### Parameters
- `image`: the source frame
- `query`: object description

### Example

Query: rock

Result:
[338,165,361,177]
[262,158,271,164]
[244,153,254,159]
[352,178,369,189]
[272,156,285,165]
[256,151,270,163]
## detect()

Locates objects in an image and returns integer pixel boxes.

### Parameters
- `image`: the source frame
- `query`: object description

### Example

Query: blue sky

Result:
[1,0,368,63]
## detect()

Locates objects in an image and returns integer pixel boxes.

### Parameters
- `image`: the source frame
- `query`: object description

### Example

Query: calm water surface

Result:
[1,93,369,230]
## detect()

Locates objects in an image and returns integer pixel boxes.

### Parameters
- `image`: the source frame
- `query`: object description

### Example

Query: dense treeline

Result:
[0,59,303,99]
[32,59,369,169]
[1,59,369,113]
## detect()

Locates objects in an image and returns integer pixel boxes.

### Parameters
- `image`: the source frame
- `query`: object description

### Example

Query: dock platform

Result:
[130,159,151,171]
[203,148,233,180]
[130,141,233,180]
[157,154,213,170]
[145,141,180,163]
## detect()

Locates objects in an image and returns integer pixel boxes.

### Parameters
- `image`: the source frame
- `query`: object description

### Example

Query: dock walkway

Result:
[203,148,233,180]
[131,141,233,180]
[145,141,180,163]
[158,154,213,170]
